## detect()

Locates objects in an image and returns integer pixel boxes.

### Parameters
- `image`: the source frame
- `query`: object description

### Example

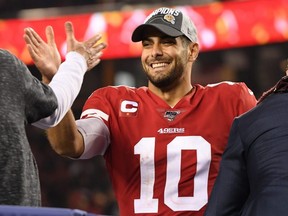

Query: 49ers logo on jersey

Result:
[120,100,138,117]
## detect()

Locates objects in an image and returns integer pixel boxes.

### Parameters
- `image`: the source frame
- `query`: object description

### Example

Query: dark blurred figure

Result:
[205,70,288,216]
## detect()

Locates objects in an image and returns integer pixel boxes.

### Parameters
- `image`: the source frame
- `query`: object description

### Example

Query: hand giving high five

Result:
[23,21,107,83]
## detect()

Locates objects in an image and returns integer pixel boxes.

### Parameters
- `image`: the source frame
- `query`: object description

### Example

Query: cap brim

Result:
[131,23,183,42]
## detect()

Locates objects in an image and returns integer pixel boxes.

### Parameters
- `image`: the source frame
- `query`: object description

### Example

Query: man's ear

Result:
[188,42,199,62]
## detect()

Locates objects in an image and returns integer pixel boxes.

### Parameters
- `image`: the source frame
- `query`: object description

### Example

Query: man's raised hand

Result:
[24,21,107,82]
[64,21,107,71]
[24,25,61,83]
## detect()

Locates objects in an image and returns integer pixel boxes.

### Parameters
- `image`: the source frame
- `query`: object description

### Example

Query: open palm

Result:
[24,26,61,84]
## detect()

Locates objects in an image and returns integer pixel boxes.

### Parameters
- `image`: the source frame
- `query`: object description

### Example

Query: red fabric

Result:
[80,82,256,215]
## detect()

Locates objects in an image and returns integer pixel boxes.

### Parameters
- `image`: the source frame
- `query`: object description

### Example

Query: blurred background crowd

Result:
[2,0,288,215]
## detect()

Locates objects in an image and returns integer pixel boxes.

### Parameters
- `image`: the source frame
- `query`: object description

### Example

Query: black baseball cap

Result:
[132,7,198,42]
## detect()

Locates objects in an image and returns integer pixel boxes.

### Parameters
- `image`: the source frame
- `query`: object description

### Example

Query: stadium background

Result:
[1,0,288,215]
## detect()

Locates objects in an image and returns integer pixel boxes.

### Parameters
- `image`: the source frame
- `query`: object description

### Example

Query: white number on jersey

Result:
[134,136,211,213]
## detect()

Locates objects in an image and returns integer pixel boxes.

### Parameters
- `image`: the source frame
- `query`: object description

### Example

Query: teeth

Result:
[152,62,168,69]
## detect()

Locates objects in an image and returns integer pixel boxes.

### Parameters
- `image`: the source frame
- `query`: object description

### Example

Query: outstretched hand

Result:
[24,25,61,83]
[24,21,107,83]
[64,21,107,71]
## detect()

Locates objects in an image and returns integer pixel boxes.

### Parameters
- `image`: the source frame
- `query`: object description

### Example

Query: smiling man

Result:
[25,7,257,215]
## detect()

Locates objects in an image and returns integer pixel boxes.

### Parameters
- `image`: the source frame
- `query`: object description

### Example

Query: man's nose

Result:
[151,43,163,57]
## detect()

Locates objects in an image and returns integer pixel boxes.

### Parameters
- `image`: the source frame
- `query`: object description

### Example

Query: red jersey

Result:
[81,82,257,216]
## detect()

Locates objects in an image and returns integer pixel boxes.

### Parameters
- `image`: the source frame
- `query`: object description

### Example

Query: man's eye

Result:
[162,39,175,44]
[142,41,150,46]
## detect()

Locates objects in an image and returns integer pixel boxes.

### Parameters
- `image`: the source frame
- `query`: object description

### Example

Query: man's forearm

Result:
[47,110,85,158]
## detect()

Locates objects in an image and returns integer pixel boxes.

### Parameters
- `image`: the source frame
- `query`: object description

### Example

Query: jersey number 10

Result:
[134,136,211,213]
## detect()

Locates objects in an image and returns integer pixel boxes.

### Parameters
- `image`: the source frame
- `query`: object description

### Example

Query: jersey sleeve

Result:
[205,119,249,216]
[80,87,114,123]
[210,81,257,117]
[75,87,115,158]
[237,82,257,114]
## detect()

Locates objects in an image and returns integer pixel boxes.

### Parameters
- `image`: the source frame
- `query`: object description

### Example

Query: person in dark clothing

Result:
[0,22,106,206]
[205,69,288,216]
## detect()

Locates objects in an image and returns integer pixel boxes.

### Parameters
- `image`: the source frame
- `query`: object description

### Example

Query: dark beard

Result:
[147,71,178,90]
[145,56,185,91]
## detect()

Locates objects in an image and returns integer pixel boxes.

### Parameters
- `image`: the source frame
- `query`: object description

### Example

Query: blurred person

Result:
[205,69,288,216]
[0,22,106,206]
[25,7,257,215]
